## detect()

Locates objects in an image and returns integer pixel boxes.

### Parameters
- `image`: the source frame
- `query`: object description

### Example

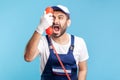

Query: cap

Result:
[51,5,70,18]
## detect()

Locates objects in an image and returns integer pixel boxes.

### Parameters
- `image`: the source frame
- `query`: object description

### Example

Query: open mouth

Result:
[53,25,60,33]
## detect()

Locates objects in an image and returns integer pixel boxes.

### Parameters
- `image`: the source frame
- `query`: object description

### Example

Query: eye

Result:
[59,16,64,20]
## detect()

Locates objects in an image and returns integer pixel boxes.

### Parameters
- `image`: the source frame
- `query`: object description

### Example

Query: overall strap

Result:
[46,35,52,50]
[69,35,74,52]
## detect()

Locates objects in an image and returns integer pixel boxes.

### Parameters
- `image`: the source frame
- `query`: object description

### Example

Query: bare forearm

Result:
[78,70,87,80]
[24,31,41,62]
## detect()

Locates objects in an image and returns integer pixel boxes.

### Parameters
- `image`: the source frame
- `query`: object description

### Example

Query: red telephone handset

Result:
[45,7,53,35]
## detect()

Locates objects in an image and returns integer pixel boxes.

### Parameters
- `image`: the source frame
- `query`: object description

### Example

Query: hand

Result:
[36,12,53,34]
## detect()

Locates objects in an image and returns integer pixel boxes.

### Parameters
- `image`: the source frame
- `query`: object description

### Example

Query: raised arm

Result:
[24,12,53,62]
[24,31,41,62]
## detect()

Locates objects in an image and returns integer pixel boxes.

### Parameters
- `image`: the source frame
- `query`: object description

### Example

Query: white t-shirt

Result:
[38,34,89,73]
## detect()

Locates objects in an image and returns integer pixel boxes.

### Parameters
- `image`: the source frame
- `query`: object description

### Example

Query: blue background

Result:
[0,0,120,80]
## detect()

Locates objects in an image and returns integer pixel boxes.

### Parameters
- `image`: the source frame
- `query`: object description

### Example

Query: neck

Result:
[51,33,69,45]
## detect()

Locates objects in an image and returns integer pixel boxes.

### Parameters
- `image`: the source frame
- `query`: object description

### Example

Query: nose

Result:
[54,18,59,24]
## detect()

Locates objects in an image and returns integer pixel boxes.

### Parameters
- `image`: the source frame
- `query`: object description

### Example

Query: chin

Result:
[52,33,61,38]
[52,30,66,38]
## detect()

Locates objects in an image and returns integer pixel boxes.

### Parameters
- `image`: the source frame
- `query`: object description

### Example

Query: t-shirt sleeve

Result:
[37,36,46,55]
[76,37,89,62]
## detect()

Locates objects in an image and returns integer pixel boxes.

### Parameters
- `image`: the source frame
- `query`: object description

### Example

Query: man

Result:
[24,5,89,80]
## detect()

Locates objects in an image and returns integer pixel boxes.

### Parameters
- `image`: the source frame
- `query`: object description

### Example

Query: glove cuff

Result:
[35,24,45,34]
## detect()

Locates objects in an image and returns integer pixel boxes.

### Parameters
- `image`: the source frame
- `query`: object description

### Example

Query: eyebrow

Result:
[58,15,64,17]
[53,15,64,18]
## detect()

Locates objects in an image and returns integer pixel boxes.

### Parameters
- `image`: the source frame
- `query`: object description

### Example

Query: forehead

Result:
[53,11,67,17]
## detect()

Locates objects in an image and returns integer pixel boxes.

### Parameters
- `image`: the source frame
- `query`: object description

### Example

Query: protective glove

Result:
[36,12,53,34]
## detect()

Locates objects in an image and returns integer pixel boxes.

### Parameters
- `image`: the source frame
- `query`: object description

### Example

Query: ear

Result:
[67,19,71,27]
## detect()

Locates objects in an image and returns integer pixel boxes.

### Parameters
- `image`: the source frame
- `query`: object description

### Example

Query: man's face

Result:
[52,11,69,38]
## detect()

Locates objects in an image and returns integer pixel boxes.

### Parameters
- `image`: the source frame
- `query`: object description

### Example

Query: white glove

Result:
[36,12,53,34]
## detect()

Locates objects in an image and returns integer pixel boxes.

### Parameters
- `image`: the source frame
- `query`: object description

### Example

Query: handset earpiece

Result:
[45,7,53,35]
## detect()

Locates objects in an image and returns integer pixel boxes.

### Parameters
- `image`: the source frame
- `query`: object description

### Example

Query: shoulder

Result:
[68,33,85,44]
[38,35,49,55]
[39,35,48,43]
[72,35,88,50]
[40,35,47,40]
[38,35,48,49]
[72,35,86,44]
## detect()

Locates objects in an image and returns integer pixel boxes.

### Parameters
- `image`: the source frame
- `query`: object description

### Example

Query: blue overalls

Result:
[41,35,78,80]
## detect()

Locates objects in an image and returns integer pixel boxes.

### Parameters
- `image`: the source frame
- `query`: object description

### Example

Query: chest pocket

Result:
[52,65,71,76]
